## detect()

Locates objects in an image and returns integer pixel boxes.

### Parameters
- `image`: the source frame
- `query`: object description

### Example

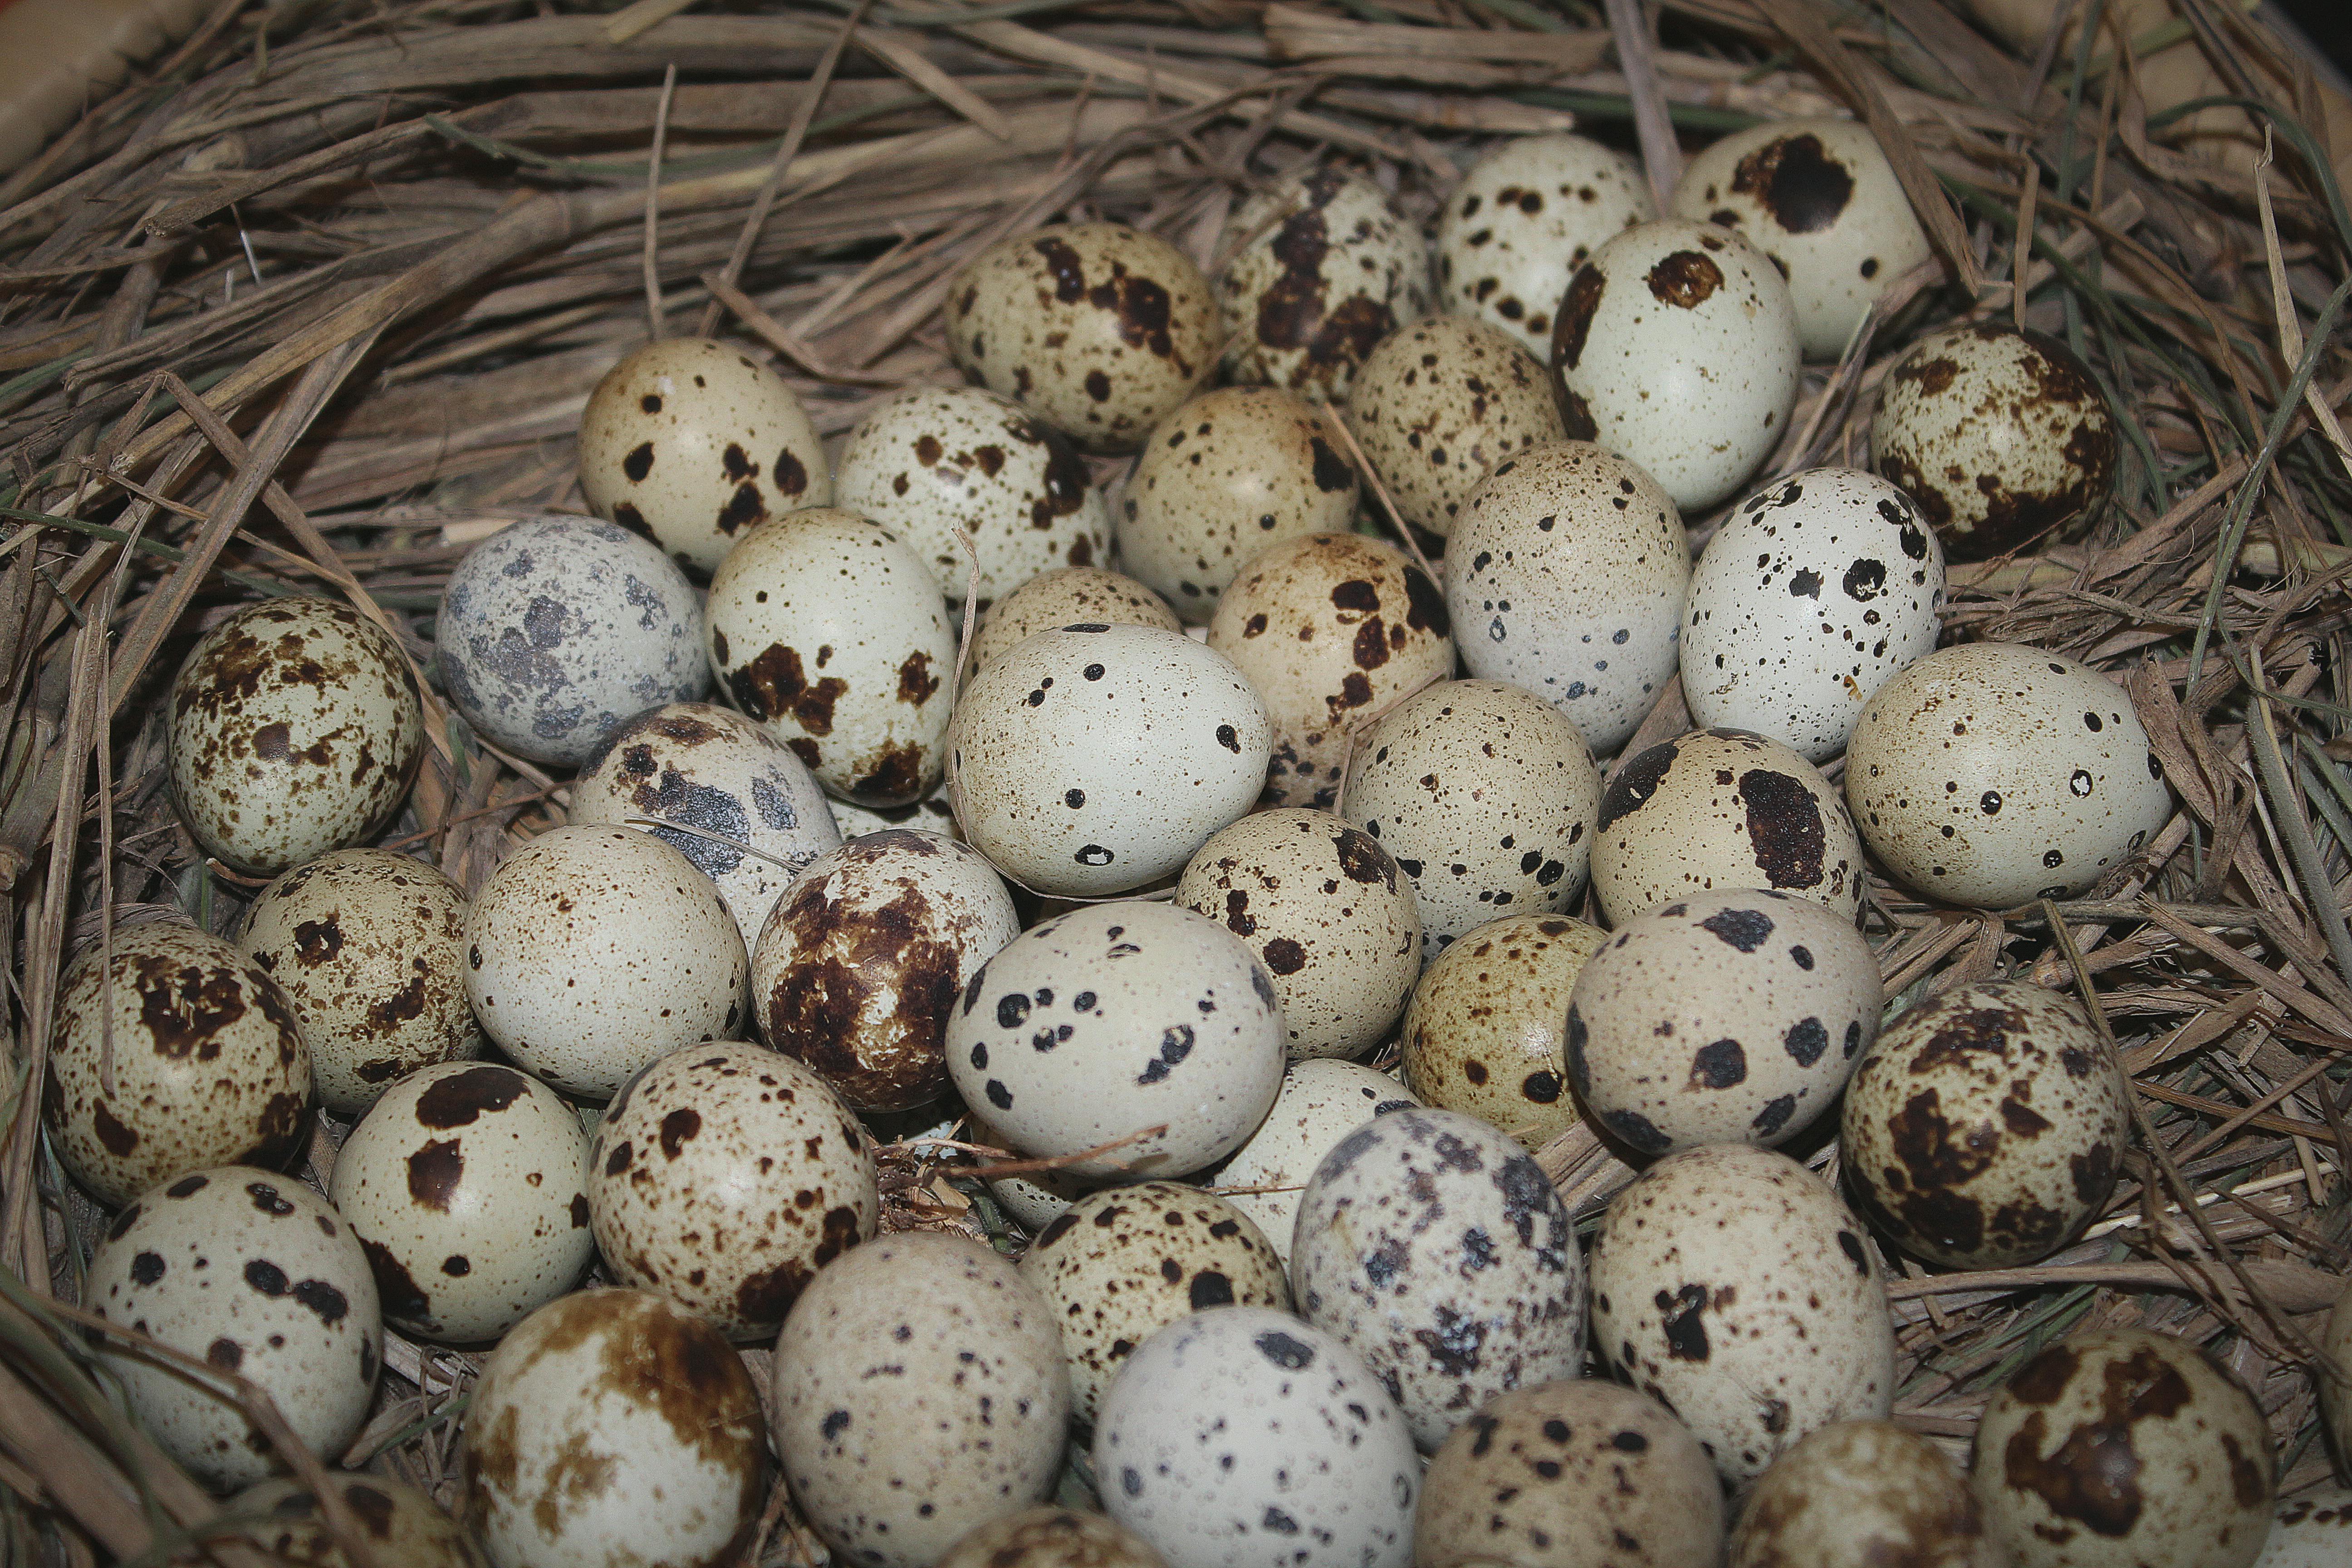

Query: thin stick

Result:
[1603,0,1681,214]
[2011,157,2040,332]
[1316,402,1436,583]
[644,64,679,343]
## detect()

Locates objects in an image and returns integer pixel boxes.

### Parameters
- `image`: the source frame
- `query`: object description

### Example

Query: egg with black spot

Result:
[2259,1488,2352,1568]
[970,566,1183,672]
[1212,1059,1422,1267]
[1343,315,1565,540]
[1437,132,1655,360]
[935,1507,1168,1568]
[1402,913,1605,1150]
[1216,167,1431,404]
[228,1472,488,1568]
[1727,1418,1989,1568]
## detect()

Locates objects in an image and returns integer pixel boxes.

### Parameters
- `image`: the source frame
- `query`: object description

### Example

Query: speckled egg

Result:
[1216,168,1431,403]
[1589,1142,1896,1484]
[461,1288,766,1568]
[437,515,707,768]
[829,779,961,841]
[944,901,1285,1180]
[1416,1380,1725,1568]
[1446,440,1691,754]
[1019,1180,1290,1422]
[1207,1059,1420,1266]
[1672,118,1933,360]
[464,825,748,1100]
[833,385,1109,604]
[1549,219,1800,512]
[1844,642,2173,908]
[228,1473,488,1568]
[88,1166,379,1490]
[775,1231,1068,1568]
[1729,1419,1989,1568]
[752,829,1017,1111]
[330,1061,592,1345]
[1119,386,1359,622]
[1842,981,2127,1269]
[706,508,956,807]
[577,336,829,575]
[1094,1307,1417,1568]
[970,566,1183,671]
[1592,728,1864,925]
[1437,133,1656,360]
[1343,315,1565,540]
[1401,913,1605,1150]
[1342,680,1601,956]
[946,222,1219,452]
[1176,809,1421,1060]
[1206,532,1453,808]
[170,596,422,877]
[46,921,310,1208]
[946,623,1271,897]
[1872,322,2117,561]
[1973,1328,2273,1568]
[2260,1490,2352,1568]
[937,1509,1167,1568]
[2326,1284,2352,1465]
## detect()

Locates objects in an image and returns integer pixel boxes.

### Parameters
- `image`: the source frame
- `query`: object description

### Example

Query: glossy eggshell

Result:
[47,922,311,1208]
[1446,440,1691,755]
[228,1473,488,1568]
[1216,168,1431,404]
[935,1508,1168,1568]
[774,1231,1068,1568]
[170,596,423,876]
[1728,1419,1990,1568]
[576,336,829,575]
[946,222,1219,452]
[970,567,1182,671]
[1972,1328,2273,1568]
[1589,1142,1896,1483]
[437,516,707,768]
[1343,315,1564,540]
[1401,913,1605,1150]
[1843,642,2173,908]
[460,1288,767,1568]
[1437,132,1655,360]
[1210,1059,1420,1267]
[88,1166,380,1491]
[2260,1490,2352,1568]
[705,508,956,808]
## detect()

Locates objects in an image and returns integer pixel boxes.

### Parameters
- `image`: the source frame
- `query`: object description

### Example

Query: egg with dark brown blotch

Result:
[936,1509,1168,1568]
[1437,133,1655,360]
[1729,1419,1990,1568]
[229,1472,487,1568]
[2259,1489,2352,1567]
[969,567,1183,672]
[1401,913,1604,1151]
[1216,168,1431,404]
[1212,1059,1421,1266]
[1343,315,1565,540]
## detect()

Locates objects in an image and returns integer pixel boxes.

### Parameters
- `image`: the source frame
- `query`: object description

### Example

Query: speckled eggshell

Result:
[946,623,1271,897]
[1206,532,1453,808]
[1437,133,1656,361]
[88,1166,379,1490]
[1446,440,1691,755]
[2326,1284,2352,1467]
[576,336,829,575]
[775,1231,1068,1568]
[1589,1142,1895,1484]
[229,1473,488,1568]
[833,385,1109,604]
[1592,727,1863,925]
[1844,642,2173,908]
[464,825,749,1100]
[828,781,961,842]
[1206,1059,1419,1266]
[437,515,707,768]
[1872,322,2117,562]
[1672,118,1933,360]
[1684,468,1945,762]
[461,1288,767,1568]
[330,1061,593,1344]
[1549,219,1800,513]
[943,900,1285,1180]
[936,1508,1168,1568]
[1416,1380,1724,1568]
[170,596,422,876]
[2260,1489,2352,1568]
[1176,809,1421,1060]
[1341,680,1601,957]
[1019,1179,1290,1422]
[1972,1328,2273,1568]
[1119,386,1359,623]
[1729,1419,1989,1568]
[1216,168,1431,404]
[970,567,1183,671]
[705,508,956,807]
[1093,1307,1417,1568]
[1401,913,1605,1150]
[946,222,1219,452]
[1841,980,2127,1269]
[46,922,311,1208]
[1343,315,1565,540]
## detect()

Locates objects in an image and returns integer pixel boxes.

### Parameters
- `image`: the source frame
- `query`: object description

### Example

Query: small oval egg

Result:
[1211,1058,1421,1267]
[1729,1419,1989,1568]
[970,566,1183,671]
[2262,1490,2352,1568]
[1216,168,1431,403]
[1401,913,1605,1150]
[1437,132,1655,360]
[1343,315,1564,541]
[229,1473,486,1568]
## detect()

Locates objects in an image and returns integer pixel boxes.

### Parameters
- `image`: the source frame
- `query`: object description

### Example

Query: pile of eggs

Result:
[55,103,2330,1568]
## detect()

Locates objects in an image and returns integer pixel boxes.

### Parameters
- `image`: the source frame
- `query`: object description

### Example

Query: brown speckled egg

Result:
[1402,913,1605,1149]
[1872,322,2116,561]
[1973,1328,2273,1568]
[936,1507,1166,1568]
[775,1231,1068,1568]
[1216,167,1431,404]
[1730,1419,1988,1568]
[1343,315,1565,540]
[1207,532,1453,807]
[1018,1180,1289,1422]
[2262,1489,2352,1567]
[946,222,1219,453]
[751,829,1018,1112]
[1119,386,1359,622]
[47,921,311,1208]
[1437,133,1656,360]
[330,1061,593,1344]
[1841,980,2127,1269]
[1213,1058,1421,1266]
[461,1288,766,1568]
[239,848,477,1119]
[970,566,1182,672]
[1416,1381,1724,1568]
[228,1473,487,1568]
[170,596,422,877]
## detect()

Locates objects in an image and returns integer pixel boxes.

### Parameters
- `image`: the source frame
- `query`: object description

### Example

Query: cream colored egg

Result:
[1437,133,1656,359]
[1401,913,1604,1150]
[1216,168,1431,403]
[1343,316,1564,539]
[1212,1058,1420,1266]
[2260,1490,2352,1568]
[229,1474,488,1568]
[1729,1419,1990,1568]
[970,566,1182,671]
[2326,1284,2352,1469]
[828,781,962,841]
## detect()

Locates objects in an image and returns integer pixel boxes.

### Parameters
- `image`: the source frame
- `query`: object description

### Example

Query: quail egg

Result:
[1343,315,1564,540]
[228,1473,487,1568]
[1211,1058,1421,1267]
[937,1508,1168,1568]
[1215,167,1431,403]
[1729,1419,1991,1568]
[828,779,962,842]
[1437,132,1656,360]
[1401,913,1605,1150]
[2327,1282,2352,1466]
[970,566,1183,671]
[2261,1490,2352,1568]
